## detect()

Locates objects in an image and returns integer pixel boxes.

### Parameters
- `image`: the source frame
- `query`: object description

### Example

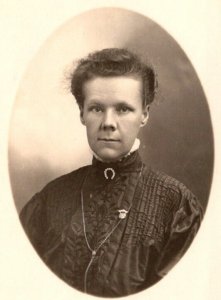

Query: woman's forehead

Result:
[83,76,143,103]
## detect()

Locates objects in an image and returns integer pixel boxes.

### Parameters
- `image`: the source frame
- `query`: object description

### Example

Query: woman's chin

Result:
[94,149,127,163]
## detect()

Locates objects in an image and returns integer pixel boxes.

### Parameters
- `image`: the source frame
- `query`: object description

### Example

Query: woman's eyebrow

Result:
[87,100,136,109]
[114,101,136,108]
[87,100,103,106]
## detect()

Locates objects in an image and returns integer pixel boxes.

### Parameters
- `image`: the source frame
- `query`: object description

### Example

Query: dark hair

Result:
[70,48,157,107]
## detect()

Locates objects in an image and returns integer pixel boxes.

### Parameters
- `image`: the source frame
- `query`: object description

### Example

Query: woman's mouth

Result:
[98,138,120,142]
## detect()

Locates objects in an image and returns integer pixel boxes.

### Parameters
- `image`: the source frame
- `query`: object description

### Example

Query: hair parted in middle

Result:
[70,48,158,108]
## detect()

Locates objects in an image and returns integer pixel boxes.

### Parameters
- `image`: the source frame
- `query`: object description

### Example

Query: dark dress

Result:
[20,151,203,297]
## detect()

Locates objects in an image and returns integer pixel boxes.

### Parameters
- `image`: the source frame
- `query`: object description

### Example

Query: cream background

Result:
[0,0,221,299]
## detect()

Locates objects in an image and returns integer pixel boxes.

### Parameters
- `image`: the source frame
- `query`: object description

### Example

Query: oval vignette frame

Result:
[8,6,213,296]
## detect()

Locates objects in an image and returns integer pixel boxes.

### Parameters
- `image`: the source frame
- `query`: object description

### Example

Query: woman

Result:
[20,48,203,297]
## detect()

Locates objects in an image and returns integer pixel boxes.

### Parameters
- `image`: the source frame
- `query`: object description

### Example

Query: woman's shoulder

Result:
[143,167,194,195]
[20,165,91,215]
[46,164,90,186]
[142,166,203,214]
[42,165,90,192]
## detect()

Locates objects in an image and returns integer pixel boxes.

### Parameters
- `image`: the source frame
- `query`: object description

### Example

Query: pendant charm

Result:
[104,167,115,180]
[118,209,129,219]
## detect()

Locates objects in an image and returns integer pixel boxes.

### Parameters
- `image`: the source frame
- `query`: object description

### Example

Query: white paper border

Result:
[1,1,221,299]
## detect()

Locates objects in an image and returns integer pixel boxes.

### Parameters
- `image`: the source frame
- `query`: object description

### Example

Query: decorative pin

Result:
[104,167,115,180]
[118,209,129,219]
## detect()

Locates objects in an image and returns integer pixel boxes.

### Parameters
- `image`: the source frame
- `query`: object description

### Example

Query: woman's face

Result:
[80,76,149,162]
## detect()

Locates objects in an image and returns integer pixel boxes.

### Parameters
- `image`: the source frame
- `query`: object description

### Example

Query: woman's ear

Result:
[140,105,150,127]
[80,106,85,125]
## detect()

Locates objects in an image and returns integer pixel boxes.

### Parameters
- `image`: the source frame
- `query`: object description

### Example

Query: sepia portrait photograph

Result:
[1,1,221,300]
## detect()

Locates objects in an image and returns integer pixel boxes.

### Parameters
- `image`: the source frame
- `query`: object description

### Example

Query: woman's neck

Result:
[91,138,140,163]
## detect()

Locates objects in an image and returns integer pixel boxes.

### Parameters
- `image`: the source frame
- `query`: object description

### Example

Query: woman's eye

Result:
[118,106,131,113]
[91,106,102,113]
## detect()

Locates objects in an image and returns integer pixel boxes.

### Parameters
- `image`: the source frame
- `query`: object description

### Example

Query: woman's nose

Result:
[101,110,117,130]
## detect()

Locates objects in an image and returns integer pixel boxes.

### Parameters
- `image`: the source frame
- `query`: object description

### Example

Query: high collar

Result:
[92,150,142,176]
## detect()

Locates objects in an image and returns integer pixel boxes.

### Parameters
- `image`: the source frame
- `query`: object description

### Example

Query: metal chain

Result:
[80,164,143,293]
[81,188,123,255]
